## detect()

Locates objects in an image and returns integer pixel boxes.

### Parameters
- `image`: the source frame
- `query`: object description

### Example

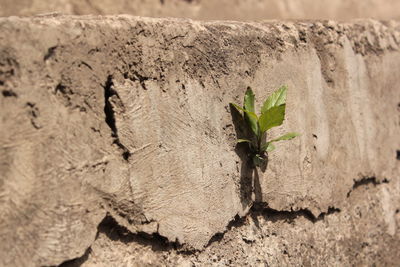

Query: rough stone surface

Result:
[0,15,399,266]
[2,0,400,20]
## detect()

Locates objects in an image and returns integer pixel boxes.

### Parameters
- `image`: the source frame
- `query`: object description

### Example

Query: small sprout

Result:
[230,86,299,167]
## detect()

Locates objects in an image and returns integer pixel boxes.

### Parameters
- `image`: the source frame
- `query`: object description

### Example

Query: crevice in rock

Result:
[103,75,131,160]
[347,176,389,197]
[98,215,179,251]
[251,203,341,224]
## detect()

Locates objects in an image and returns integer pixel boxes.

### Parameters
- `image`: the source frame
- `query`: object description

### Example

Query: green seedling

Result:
[230,86,299,167]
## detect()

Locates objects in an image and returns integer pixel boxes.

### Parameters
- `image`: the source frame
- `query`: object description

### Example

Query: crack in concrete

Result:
[252,204,341,224]
[103,75,131,161]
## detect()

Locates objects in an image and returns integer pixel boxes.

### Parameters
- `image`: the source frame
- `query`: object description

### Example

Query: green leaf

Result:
[244,87,255,113]
[270,132,300,143]
[230,103,257,118]
[261,85,287,114]
[258,104,286,133]
[260,142,276,153]
[243,87,259,135]
[237,139,251,143]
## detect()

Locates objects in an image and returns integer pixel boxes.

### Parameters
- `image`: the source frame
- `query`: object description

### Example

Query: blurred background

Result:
[1,0,400,20]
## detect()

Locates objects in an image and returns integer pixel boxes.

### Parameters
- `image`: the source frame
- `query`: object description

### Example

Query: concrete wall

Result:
[0,15,399,266]
[1,0,400,20]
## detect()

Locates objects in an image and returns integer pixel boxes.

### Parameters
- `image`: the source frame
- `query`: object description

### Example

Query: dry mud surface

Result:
[0,15,400,266]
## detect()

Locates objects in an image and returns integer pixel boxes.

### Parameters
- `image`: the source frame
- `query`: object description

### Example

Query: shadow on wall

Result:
[229,105,266,209]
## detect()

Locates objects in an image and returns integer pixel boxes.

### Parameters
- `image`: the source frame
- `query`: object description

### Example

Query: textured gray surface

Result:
[0,16,399,266]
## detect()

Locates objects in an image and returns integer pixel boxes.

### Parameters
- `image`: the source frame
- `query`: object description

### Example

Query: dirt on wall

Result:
[0,15,400,266]
[2,0,400,20]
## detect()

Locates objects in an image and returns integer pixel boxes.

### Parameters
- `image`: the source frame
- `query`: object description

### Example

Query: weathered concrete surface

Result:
[2,0,400,20]
[0,16,399,266]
